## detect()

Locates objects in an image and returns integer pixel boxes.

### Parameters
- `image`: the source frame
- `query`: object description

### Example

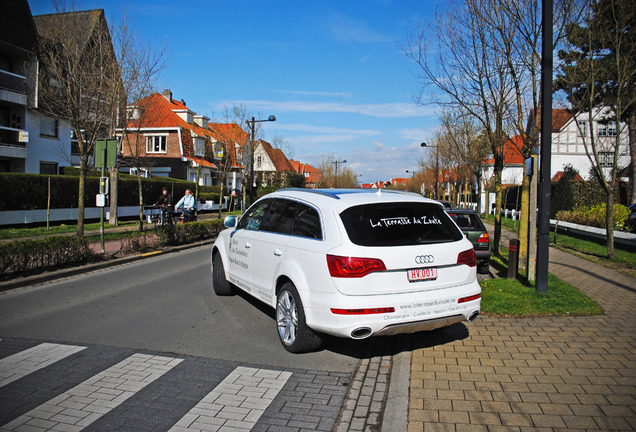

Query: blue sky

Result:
[28,0,442,184]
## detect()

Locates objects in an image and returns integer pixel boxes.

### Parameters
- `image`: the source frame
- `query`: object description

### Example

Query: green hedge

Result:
[0,173,222,211]
[0,236,93,278]
[556,203,630,231]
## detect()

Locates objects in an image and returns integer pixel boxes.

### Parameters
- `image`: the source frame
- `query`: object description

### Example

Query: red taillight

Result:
[327,254,387,278]
[457,248,477,267]
[331,307,395,315]
[458,293,481,303]
[478,232,489,243]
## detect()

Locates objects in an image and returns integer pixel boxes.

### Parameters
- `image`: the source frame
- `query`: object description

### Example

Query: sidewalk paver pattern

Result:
[409,233,636,431]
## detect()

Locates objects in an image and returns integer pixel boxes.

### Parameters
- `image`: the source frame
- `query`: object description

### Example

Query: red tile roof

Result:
[482,135,525,166]
[208,122,248,168]
[126,92,214,159]
[258,140,294,171]
[551,171,584,182]
[289,160,322,185]
[529,108,574,132]
[187,157,216,168]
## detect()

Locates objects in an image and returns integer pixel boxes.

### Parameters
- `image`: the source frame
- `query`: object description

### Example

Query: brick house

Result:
[289,160,321,188]
[118,90,218,185]
[252,139,295,188]
[208,122,248,196]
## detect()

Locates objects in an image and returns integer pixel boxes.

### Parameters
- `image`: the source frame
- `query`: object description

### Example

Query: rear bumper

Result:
[304,279,481,339]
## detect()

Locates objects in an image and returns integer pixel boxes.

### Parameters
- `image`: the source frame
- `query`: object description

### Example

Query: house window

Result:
[598,152,614,167]
[146,136,167,153]
[577,120,587,137]
[39,161,58,174]
[40,116,58,138]
[194,137,206,156]
[598,121,617,137]
[214,143,224,159]
[256,155,262,168]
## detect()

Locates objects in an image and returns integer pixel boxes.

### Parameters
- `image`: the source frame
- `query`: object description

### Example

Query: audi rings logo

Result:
[415,255,435,264]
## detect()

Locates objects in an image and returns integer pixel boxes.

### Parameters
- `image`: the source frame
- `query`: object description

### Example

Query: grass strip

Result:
[479,275,603,317]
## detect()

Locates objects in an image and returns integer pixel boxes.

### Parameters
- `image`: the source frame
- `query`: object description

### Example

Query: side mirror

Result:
[224,215,238,229]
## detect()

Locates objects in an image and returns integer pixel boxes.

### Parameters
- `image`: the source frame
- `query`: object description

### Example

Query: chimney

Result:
[162,89,172,102]
[181,99,186,106]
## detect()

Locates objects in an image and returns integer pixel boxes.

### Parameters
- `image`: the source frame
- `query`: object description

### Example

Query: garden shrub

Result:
[556,203,630,231]
[156,218,225,246]
[0,235,93,278]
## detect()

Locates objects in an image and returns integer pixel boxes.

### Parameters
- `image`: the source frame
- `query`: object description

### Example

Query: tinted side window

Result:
[294,204,322,240]
[237,199,271,231]
[261,199,298,235]
[340,202,463,246]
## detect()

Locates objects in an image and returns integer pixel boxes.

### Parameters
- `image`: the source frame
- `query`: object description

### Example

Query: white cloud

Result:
[276,90,352,98]
[327,11,394,44]
[234,99,427,118]
[275,123,381,137]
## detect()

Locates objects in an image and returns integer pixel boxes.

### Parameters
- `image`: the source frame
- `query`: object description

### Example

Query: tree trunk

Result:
[606,191,615,259]
[137,173,144,232]
[518,175,530,273]
[629,111,636,204]
[77,155,87,237]
[109,166,118,226]
[493,171,503,255]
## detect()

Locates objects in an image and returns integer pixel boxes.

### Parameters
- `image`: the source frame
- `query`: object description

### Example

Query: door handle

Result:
[274,248,283,256]
[245,242,251,249]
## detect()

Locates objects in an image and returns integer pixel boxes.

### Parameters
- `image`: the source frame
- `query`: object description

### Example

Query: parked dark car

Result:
[628,203,636,232]
[446,209,491,274]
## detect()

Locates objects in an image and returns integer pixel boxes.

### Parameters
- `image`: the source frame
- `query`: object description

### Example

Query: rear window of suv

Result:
[340,202,463,246]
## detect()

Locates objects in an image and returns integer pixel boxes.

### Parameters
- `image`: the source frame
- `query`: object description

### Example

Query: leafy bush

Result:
[556,203,630,230]
[157,219,225,246]
[0,236,93,278]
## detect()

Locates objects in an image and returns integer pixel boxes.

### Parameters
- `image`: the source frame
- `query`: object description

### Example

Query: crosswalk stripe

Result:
[0,343,86,388]
[0,353,183,432]
[168,366,292,432]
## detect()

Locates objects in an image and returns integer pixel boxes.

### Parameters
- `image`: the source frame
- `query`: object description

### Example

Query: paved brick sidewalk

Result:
[408,230,636,431]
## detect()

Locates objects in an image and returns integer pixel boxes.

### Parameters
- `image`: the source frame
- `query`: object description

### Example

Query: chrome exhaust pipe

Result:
[351,327,373,339]
[468,311,480,322]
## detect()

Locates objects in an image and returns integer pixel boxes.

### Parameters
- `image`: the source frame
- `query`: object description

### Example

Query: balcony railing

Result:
[0,69,28,95]
[0,126,26,147]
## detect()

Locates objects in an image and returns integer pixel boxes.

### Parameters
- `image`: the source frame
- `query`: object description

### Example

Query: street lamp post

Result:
[245,115,276,205]
[421,142,439,199]
[333,159,347,188]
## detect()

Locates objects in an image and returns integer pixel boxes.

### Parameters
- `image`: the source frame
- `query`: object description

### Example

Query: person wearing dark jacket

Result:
[154,187,173,224]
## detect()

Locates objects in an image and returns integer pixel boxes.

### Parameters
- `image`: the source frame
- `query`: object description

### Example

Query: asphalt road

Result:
[0,244,367,373]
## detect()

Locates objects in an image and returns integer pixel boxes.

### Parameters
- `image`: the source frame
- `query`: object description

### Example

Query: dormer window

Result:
[194,137,206,156]
[146,135,167,153]
[214,142,224,159]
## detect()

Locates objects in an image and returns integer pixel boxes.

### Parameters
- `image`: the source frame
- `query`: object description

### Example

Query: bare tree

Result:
[316,155,358,188]
[439,110,489,210]
[403,0,518,254]
[209,103,252,216]
[111,11,167,229]
[36,7,121,235]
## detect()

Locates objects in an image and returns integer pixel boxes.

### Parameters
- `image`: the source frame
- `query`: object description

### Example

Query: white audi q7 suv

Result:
[211,188,481,353]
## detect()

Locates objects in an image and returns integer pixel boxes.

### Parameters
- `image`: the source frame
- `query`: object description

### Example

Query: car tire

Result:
[276,282,323,353]
[212,252,236,296]
[478,263,490,274]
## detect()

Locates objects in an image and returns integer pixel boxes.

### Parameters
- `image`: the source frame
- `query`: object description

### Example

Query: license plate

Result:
[407,267,438,282]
